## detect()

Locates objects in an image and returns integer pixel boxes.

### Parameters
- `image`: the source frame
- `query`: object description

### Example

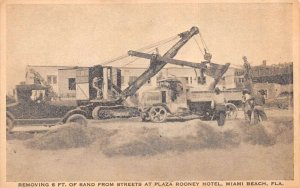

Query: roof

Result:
[16,84,48,90]
[27,65,72,68]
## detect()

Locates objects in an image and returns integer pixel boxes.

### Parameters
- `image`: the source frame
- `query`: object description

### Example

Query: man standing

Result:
[252,90,268,124]
[92,76,103,99]
[242,88,253,121]
[211,87,227,126]
[242,56,253,93]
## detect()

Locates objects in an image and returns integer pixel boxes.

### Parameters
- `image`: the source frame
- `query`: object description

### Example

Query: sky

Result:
[5,3,294,92]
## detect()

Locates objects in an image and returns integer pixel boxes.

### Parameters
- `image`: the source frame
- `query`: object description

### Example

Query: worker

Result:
[252,90,268,124]
[92,76,103,99]
[242,88,253,121]
[242,56,252,81]
[211,87,227,126]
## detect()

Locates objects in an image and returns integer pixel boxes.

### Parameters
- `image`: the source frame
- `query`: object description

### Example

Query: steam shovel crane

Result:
[78,26,200,119]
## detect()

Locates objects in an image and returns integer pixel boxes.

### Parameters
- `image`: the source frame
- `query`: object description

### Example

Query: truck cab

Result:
[139,78,189,122]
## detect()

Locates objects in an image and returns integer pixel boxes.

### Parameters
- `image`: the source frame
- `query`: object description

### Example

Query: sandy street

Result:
[6,109,293,182]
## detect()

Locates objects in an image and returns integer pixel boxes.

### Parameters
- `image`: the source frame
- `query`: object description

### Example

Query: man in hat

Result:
[211,87,227,126]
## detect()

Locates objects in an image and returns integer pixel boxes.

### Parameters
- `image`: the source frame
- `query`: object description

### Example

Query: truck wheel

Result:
[6,116,14,133]
[225,103,237,119]
[66,114,87,127]
[149,106,167,123]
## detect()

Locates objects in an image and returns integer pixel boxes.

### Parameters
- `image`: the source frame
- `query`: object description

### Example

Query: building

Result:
[252,61,293,85]
[251,61,293,98]
[25,64,243,100]
[25,65,73,94]
[25,65,87,100]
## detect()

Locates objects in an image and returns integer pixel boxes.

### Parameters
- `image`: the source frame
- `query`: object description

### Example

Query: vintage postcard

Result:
[1,0,299,188]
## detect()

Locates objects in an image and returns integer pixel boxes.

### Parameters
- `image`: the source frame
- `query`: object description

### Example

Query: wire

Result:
[101,54,130,66]
[193,37,204,55]
[198,32,209,52]
[100,35,178,66]
[117,35,180,68]
[136,35,178,52]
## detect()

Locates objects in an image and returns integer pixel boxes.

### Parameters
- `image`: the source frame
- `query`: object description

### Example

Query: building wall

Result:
[26,65,241,100]
[58,69,77,100]
[252,83,293,99]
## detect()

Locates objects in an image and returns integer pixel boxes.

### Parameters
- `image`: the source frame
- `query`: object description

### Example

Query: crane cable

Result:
[108,35,180,78]
[101,35,179,66]
[192,30,210,57]
[198,32,209,52]
[193,37,204,55]
[120,34,182,68]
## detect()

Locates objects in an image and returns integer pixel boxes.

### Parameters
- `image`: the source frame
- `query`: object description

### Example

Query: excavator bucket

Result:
[207,62,230,90]
[205,62,230,79]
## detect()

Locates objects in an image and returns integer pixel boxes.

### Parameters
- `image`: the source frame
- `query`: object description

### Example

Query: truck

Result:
[128,51,241,122]
[6,84,88,132]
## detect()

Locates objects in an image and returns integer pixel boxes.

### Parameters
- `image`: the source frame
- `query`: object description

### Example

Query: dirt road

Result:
[6,109,293,181]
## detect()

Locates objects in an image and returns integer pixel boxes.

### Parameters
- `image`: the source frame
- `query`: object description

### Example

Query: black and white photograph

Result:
[1,1,299,187]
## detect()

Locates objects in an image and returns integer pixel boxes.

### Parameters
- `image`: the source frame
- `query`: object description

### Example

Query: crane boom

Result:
[120,26,199,99]
[128,50,208,69]
[128,51,230,90]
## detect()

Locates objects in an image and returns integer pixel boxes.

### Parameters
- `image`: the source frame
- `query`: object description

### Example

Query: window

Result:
[197,76,206,84]
[238,78,244,83]
[47,76,51,83]
[185,77,189,84]
[47,75,57,84]
[53,76,57,84]
[68,78,76,90]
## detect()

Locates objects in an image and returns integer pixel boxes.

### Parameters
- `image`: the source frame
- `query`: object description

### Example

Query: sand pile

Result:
[23,116,293,155]
[240,118,293,146]
[25,124,116,150]
[102,121,241,157]
[7,132,35,140]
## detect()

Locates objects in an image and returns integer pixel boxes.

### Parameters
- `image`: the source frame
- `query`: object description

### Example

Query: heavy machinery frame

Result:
[76,26,200,120]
